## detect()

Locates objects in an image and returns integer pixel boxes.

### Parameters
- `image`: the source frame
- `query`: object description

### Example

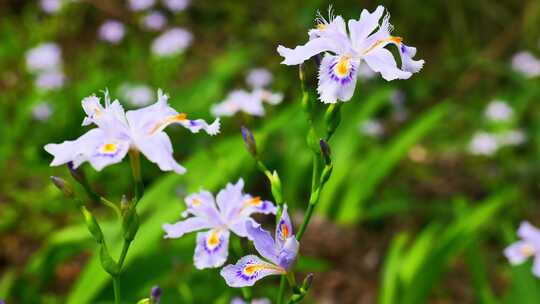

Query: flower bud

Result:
[324,103,342,139]
[51,176,74,198]
[122,208,140,242]
[302,273,314,290]
[319,139,331,165]
[320,164,333,186]
[150,286,162,303]
[120,195,129,213]
[269,170,283,205]
[68,161,86,185]
[99,244,119,275]
[241,126,257,157]
[80,206,103,243]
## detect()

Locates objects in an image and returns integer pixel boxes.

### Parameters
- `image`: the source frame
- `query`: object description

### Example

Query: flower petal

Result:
[363,48,412,81]
[533,255,540,278]
[349,5,385,49]
[317,54,359,103]
[504,241,534,265]
[399,44,425,73]
[162,216,213,239]
[134,132,186,174]
[182,190,223,226]
[277,37,340,66]
[178,117,221,135]
[246,221,279,264]
[275,205,294,247]
[216,179,245,219]
[194,229,230,269]
[220,255,285,287]
[518,221,540,247]
[278,237,299,270]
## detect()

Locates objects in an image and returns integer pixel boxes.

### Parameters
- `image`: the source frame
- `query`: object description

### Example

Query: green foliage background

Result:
[1,0,540,303]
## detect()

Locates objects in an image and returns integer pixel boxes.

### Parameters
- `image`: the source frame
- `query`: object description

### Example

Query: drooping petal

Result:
[504,241,535,265]
[220,255,285,287]
[275,205,294,248]
[182,190,224,227]
[363,48,412,81]
[239,195,277,218]
[317,54,359,103]
[398,44,425,73]
[518,222,540,248]
[246,221,279,264]
[277,37,342,66]
[133,131,186,174]
[177,117,221,135]
[348,6,385,50]
[162,216,213,239]
[277,237,299,270]
[194,229,230,269]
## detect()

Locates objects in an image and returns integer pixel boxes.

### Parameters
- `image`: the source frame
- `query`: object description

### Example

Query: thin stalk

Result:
[113,276,121,304]
[129,149,144,202]
[118,240,131,268]
[277,276,287,304]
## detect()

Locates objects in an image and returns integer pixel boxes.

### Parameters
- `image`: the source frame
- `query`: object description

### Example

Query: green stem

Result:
[129,149,144,202]
[100,197,122,218]
[118,240,131,268]
[277,276,287,304]
[113,276,121,304]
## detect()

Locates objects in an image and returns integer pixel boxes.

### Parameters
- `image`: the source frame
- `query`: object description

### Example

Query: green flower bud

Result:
[99,244,119,275]
[324,103,342,139]
[122,208,140,242]
[269,170,283,205]
[80,206,103,243]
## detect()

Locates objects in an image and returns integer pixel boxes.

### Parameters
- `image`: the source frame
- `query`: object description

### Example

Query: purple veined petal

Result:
[518,222,540,248]
[216,179,245,220]
[504,241,535,265]
[238,195,277,218]
[162,216,213,239]
[182,190,224,226]
[220,255,285,287]
[278,237,299,270]
[211,90,254,117]
[194,229,230,269]
[44,128,104,168]
[348,6,385,50]
[132,131,186,174]
[86,137,131,171]
[245,221,279,264]
[275,205,294,248]
[533,255,540,278]
[317,54,359,103]
[398,44,425,73]
[363,48,412,81]
[277,36,344,66]
[177,117,221,135]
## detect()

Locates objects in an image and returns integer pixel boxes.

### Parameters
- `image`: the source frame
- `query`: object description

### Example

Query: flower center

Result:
[100,142,118,155]
[334,57,350,77]
[280,222,289,239]
[317,23,326,30]
[521,243,536,257]
[206,229,221,250]
[191,198,202,206]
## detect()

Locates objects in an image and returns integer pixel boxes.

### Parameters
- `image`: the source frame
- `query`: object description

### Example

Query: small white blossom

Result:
[511,51,540,78]
[246,68,273,89]
[163,0,190,12]
[129,0,155,11]
[99,20,125,44]
[35,69,65,91]
[469,132,498,156]
[498,130,526,146]
[40,0,62,13]
[485,100,513,122]
[142,11,167,31]
[119,83,154,106]
[151,28,192,57]
[26,43,62,73]
[32,102,53,122]
[360,119,384,138]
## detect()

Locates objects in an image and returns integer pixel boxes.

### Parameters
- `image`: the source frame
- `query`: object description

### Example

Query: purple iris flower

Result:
[277,5,424,104]
[220,205,299,287]
[504,221,540,277]
[163,179,277,269]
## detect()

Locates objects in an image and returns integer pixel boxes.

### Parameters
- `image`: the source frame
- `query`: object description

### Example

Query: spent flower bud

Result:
[241,126,257,156]
[51,176,74,198]
[150,286,162,303]
[302,273,314,290]
[81,206,103,243]
[319,139,331,165]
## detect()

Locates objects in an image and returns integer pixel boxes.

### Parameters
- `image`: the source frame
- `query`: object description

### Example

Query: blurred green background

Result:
[1,0,540,303]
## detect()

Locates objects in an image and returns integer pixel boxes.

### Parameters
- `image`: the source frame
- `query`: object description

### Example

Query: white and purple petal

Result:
[363,48,412,81]
[194,229,230,269]
[246,221,279,264]
[317,54,359,103]
[220,255,285,287]
[278,237,299,270]
[162,216,213,239]
[132,131,186,174]
[275,205,294,247]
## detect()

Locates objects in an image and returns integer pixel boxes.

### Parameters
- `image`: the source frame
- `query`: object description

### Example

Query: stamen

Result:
[245,196,262,206]
[191,198,202,206]
[100,143,118,155]
[243,263,285,275]
[334,57,351,77]
[280,223,289,239]
[362,36,403,55]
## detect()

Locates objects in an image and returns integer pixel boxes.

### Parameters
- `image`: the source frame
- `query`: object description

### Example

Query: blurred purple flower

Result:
[504,222,540,277]
[26,43,62,73]
[246,68,273,89]
[163,179,277,269]
[151,27,192,57]
[142,11,167,31]
[32,102,53,122]
[35,69,65,91]
[212,90,264,117]
[99,20,125,44]
[40,0,61,13]
[277,5,424,103]
[468,132,498,156]
[231,297,271,304]
[359,119,384,138]
[44,90,219,173]
[163,0,190,12]
[511,51,540,78]
[498,129,526,146]
[485,100,512,122]
[119,83,154,106]
[129,0,155,11]
[220,205,299,287]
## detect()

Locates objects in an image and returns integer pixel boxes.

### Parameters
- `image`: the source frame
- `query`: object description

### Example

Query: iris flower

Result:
[221,205,299,287]
[44,90,219,174]
[504,221,540,277]
[163,179,276,269]
[277,6,424,103]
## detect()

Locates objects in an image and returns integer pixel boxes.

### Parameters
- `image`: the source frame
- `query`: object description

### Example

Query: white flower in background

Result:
[32,102,53,122]
[35,69,65,91]
[129,0,155,11]
[485,100,513,122]
[498,130,526,146]
[359,119,384,138]
[119,83,154,106]
[390,89,408,121]
[143,11,167,31]
[469,132,498,156]
[26,43,62,73]
[212,90,264,117]
[163,0,190,12]
[40,0,62,13]
[151,28,193,57]
[246,68,273,89]
[99,20,125,44]
[511,51,540,78]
